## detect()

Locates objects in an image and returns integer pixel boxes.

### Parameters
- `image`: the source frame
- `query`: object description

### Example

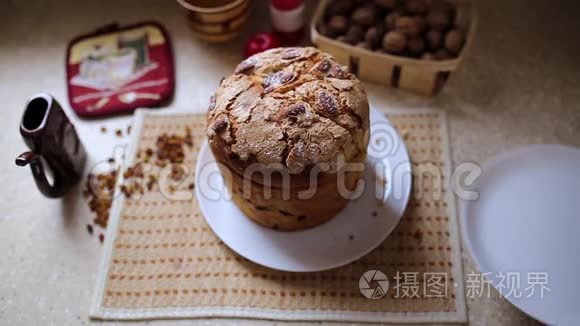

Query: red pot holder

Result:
[66,22,174,117]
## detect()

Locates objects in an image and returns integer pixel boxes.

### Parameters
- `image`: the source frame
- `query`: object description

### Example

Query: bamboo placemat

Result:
[91,109,467,323]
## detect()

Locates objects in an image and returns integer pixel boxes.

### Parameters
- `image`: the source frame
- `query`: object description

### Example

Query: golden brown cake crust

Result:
[206,47,370,180]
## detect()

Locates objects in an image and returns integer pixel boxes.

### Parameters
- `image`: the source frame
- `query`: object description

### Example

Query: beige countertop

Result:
[1,0,579,325]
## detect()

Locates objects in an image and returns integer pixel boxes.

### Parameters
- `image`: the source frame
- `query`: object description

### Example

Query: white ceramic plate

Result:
[460,145,580,325]
[195,109,411,272]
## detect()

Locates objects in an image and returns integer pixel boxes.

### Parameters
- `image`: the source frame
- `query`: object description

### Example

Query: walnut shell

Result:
[351,6,376,26]
[382,31,407,54]
[328,15,349,35]
[326,0,355,16]
[427,9,451,30]
[374,0,397,10]
[407,37,426,55]
[364,26,383,49]
[445,29,465,54]
[406,0,428,14]
[384,10,403,29]
[395,16,422,37]
[344,25,365,44]
[434,48,451,60]
[425,29,443,49]
[421,52,435,60]
[355,41,373,50]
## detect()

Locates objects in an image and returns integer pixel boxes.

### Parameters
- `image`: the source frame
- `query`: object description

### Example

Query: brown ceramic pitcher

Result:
[15,94,87,198]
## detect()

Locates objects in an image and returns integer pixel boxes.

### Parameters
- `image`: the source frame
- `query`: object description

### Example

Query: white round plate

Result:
[196,108,411,272]
[461,145,580,325]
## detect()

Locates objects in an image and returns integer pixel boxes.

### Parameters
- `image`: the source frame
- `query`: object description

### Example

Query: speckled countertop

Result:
[1,0,579,325]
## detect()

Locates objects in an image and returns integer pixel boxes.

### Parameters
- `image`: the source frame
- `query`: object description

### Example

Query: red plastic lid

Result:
[66,22,174,117]
[271,0,303,11]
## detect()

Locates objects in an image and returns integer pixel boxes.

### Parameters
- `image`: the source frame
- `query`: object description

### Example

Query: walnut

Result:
[382,31,406,54]
[434,48,451,60]
[407,37,425,56]
[326,0,354,16]
[364,27,382,49]
[351,6,376,26]
[355,41,372,50]
[406,0,428,14]
[427,9,451,30]
[445,29,465,54]
[384,10,402,29]
[374,0,397,10]
[317,23,335,38]
[328,15,349,35]
[426,29,443,49]
[395,16,422,37]
[344,25,365,44]
[421,52,435,60]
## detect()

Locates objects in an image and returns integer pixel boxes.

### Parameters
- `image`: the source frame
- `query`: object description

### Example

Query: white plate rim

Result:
[459,144,580,325]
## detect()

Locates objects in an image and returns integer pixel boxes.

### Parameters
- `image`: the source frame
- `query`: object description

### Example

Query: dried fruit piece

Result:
[281,48,301,59]
[234,58,256,74]
[317,92,339,116]
[317,59,331,72]
[280,72,296,84]
[328,64,346,78]
[208,95,216,111]
[286,104,306,117]
[211,116,228,132]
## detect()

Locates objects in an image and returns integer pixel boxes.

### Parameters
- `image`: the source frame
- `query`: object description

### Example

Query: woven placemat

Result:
[91,109,466,323]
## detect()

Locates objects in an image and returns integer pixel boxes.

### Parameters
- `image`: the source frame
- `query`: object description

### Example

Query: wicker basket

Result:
[311,0,476,96]
[177,0,250,43]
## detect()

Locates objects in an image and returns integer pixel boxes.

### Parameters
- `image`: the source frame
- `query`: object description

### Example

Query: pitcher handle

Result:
[15,151,66,198]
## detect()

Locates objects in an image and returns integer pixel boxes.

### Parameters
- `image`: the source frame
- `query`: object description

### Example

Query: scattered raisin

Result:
[87,224,93,235]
